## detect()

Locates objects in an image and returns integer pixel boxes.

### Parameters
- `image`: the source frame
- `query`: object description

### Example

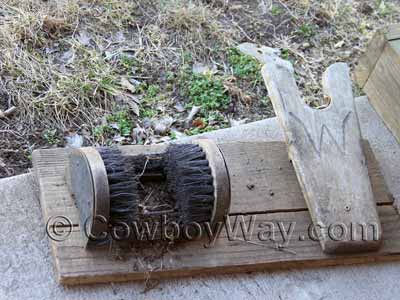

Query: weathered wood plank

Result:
[355,24,400,88]
[390,40,400,55]
[238,43,381,254]
[44,205,400,285]
[32,140,395,285]
[220,140,391,213]
[385,23,400,41]
[355,24,400,145]
[355,29,387,88]
[363,42,400,145]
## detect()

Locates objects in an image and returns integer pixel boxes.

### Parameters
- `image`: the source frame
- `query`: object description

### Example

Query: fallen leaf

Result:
[237,43,281,60]
[104,51,116,60]
[186,106,201,122]
[120,78,136,93]
[113,31,125,43]
[229,119,247,127]
[132,125,147,144]
[192,118,206,129]
[153,117,175,136]
[109,123,119,130]
[170,129,186,139]
[113,134,126,143]
[0,157,5,168]
[0,106,17,119]
[76,30,92,46]
[359,2,373,14]
[59,49,75,65]
[184,105,201,128]
[174,102,186,113]
[43,16,67,35]
[142,118,152,129]
[125,94,140,116]
[334,40,345,49]
[65,132,83,148]
[128,101,140,116]
[258,0,269,14]
[192,63,210,75]
[152,136,173,144]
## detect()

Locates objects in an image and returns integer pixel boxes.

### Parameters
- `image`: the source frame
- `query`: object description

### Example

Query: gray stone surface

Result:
[1,96,400,300]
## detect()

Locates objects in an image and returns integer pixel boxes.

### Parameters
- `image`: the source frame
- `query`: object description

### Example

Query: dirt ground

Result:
[0,0,399,178]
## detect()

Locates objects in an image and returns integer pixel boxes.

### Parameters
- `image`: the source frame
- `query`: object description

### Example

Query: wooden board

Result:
[355,29,387,88]
[355,24,400,87]
[363,42,400,144]
[355,23,400,82]
[32,141,396,285]
[355,24,400,145]
[220,140,391,213]
[238,43,381,254]
[385,23,400,41]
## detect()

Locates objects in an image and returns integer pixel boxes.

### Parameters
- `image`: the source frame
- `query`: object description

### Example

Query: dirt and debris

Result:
[0,0,399,178]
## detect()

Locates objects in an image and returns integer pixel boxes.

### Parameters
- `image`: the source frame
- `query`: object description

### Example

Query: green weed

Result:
[169,131,178,140]
[227,48,261,81]
[271,6,283,16]
[297,23,316,38]
[119,54,137,72]
[93,124,112,139]
[185,122,228,136]
[184,73,230,114]
[106,110,133,136]
[281,49,290,60]
[43,129,60,145]
[138,84,162,118]
[140,107,158,118]
[261,96,271,107]
[376,0,395,16]
[94,109,133,141]
[146,84,161,99]
[185,125,215,136]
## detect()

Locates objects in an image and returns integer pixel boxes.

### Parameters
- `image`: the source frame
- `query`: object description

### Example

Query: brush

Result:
[68,139,230,248]
[165,143,215,224]
[97,148,139,225]
[165,140,231,227]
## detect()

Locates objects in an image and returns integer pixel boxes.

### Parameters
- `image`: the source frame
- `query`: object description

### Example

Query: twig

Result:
[135,157,150,179]
[0,129,22,137]
[276,0,298,21]
[0,106,17,119]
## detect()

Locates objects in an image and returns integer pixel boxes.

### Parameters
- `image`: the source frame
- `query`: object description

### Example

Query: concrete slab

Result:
[1,96,400,300]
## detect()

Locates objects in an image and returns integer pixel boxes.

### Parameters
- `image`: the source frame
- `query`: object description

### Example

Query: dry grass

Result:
[159,1,236,48]
[0,0,399,177]
[0,0,139,128]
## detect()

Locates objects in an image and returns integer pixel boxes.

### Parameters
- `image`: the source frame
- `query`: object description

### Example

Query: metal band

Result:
[68,147,110,247]
[195,139,231,226]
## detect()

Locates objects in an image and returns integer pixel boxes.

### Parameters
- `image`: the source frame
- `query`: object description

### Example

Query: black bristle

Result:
[97,148,139,224]
[97,144,215,234]
[165,144,215,224]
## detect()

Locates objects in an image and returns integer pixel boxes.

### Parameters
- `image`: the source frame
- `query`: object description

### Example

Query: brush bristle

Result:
[98,148,139,224]
[165,144,214,224]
